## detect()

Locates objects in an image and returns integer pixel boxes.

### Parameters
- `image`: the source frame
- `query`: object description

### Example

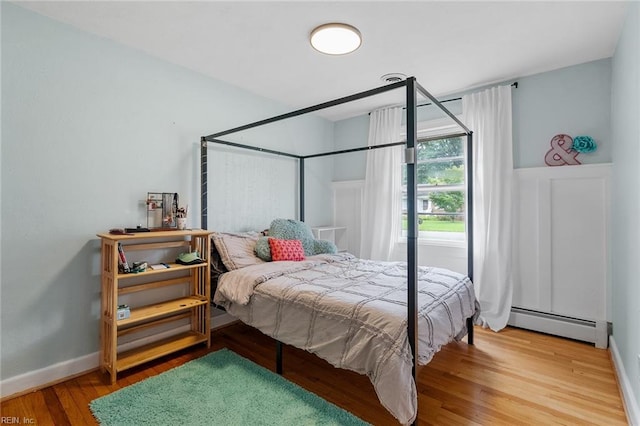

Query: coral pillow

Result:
[268,238,305,261]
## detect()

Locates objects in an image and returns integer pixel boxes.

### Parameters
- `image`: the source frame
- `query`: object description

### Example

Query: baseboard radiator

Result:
[508,307,609,349]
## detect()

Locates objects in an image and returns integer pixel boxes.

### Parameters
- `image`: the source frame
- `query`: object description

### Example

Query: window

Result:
[401,133,466,243]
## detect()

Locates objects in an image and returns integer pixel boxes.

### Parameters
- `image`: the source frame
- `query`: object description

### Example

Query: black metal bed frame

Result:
[200,77,474,424]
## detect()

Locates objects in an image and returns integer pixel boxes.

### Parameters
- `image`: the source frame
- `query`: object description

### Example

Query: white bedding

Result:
[214,253,479,425]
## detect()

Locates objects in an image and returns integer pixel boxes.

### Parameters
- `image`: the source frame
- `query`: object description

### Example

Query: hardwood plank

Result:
[0,396,30,422]
[41,387,71,426]
[61,378,100,426]
[53,380,93,426]
[0,324,628,425]
[12,391,56,426]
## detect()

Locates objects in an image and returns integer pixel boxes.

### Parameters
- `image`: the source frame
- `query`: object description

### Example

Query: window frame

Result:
[400,117,467,247]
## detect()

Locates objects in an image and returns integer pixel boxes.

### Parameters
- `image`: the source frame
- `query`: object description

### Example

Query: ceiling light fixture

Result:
[310,23,362,55]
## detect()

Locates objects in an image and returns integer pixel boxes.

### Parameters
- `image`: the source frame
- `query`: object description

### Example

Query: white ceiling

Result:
[16,1,629,121]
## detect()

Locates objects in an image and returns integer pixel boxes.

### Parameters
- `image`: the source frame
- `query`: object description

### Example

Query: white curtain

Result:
[462,85,515,331]
[359,107,403,261]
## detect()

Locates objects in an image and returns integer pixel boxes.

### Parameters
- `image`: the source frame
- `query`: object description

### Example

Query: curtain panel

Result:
[359,107,403,261]
[463,85,515,331]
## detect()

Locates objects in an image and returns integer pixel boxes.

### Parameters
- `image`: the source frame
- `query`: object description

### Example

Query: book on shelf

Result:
[149,263,170,270]
[117,243,131,273]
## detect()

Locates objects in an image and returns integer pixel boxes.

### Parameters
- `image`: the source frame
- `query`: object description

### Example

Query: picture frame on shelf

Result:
[146,192,179,230]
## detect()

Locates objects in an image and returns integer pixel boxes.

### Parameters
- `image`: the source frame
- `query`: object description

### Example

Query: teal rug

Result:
[90,348,369,425]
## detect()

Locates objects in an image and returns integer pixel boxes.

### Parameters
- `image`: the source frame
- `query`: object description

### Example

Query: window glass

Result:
[401,135,466,242]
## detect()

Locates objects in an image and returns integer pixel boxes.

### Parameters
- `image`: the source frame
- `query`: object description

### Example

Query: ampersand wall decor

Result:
[544,134,581,166]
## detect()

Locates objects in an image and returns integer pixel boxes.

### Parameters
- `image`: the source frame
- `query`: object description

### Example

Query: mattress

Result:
[214,252,479,425]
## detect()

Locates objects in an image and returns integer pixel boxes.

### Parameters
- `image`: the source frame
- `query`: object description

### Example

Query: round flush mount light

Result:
[310,23,362,55]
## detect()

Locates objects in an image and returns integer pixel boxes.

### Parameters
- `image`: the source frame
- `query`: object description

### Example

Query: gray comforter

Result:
[214,253,478,425]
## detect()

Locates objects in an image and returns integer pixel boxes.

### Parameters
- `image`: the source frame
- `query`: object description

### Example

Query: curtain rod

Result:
[401,81,518,111]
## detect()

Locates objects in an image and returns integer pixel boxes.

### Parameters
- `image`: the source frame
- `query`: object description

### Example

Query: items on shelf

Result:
[146,192,179,230]
[176,205,188,230]
[117,243,130,273]
[130,261,147,273]
[149,263,171,270]
[125,226,150,233]
[544,133,598,166]
[116,304,130,320]
[176,251,204,265]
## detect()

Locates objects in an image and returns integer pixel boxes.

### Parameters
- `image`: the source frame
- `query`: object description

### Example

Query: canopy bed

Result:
[199,77,477,425]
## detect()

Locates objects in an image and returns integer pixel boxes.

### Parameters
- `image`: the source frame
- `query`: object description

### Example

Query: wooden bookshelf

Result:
[97,230,212,384]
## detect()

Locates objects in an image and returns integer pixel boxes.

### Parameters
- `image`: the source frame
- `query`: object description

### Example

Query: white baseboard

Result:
[0,351,99,400]
[610,336,640,426]
[0,310,237,400]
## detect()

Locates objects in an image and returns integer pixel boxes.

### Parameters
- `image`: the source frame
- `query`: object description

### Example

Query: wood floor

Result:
[1,323,628,425]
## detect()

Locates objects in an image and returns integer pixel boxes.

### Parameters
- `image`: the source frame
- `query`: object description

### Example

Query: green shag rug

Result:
[90,349,369,426]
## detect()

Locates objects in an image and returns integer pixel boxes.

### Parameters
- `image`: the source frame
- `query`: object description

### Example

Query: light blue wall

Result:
[332,115,369,182]
[1,3,333,382]
[611,1,640,412]
[513,59,611,168]
[333,58,612,180]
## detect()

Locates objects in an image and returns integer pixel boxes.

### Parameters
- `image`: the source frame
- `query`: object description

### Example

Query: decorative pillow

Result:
[268,238,305,261]
[211,231,264,270]
[269,219,315,256]
[254,219,338,261]
[254,236,272,261]
[314,239,338,255]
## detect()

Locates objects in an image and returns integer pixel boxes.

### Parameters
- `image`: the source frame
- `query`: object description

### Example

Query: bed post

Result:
[466,131,474,345]
[276,341,283,374]
[405,77,419,382]
[299,158,305,222]
[466,317,474,345]
[466,132,474,283]
[200,136,208,230]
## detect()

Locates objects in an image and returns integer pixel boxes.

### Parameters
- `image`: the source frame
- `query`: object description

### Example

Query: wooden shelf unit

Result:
[97,229,213,384]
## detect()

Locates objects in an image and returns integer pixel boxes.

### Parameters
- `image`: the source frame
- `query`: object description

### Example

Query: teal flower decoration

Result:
[572,136,597,153]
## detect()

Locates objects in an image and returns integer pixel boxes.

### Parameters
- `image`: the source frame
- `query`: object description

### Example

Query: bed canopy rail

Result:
[200,136,408,225]
[204,79,408,140]
[200,77,473,425]
[199,136,301,227]
[201,79,408,226]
